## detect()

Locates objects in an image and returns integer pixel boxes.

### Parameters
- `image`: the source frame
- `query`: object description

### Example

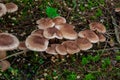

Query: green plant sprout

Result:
[63,70,77,80]
[101,57,111,69]
[115,50,120,61]
[46,7,59,18]
[95,8,103,17]
[84,73,95,80]
[82,57,89,65]
[81,54,100,66]
[66,72,77,80]
[8,67,19,76]
[116,56,120,61]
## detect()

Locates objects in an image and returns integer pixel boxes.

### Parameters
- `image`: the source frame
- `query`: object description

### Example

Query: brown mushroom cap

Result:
[18,41,27,50]
[53,16,66,25]
[55,23,75,30]
[0,3,7,17]
[115,8,120,12]
[43,27,63,39]
[37,18,55,29]
[55,44,67,55]
[61,28,77,40]
[31,29,44,37]
[76,38,93,50]
[97,33,106,42]
[25,35,49,51]
[0,60,10,71]
[62,41,80,54]
[46,44,58,55]
[0,33,19,51]
[89,22,106,33]
[0,51,6,59]
[5,2,18,13]
[55,23,77,40]
[78,30,99,43]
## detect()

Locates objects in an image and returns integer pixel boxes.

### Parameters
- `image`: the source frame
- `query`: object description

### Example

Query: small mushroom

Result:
[89,22,106,33]
[55,44,67,55]
[5,2,18,13]
[97,33,106,42]
[37,18,55,29]
[55,23,77,40]
[0,3,7,17]
[46,44,59,55]
[25,35,49,51]
[76,38,93,50]
[0,60,10,71]
[62,41,80,54]
[78,30,99,43]
[53,16,66,25]
[43,27,63,39]
[115,8,120,12]
[18,41,27,50]
[31,29,44,37]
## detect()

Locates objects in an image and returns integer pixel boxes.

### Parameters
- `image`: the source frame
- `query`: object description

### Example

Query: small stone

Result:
[43,73,47,76]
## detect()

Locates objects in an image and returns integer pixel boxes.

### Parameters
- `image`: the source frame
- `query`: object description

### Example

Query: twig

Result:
[111,16,120,44]
[86,47,120,52]
[0,50,28,61]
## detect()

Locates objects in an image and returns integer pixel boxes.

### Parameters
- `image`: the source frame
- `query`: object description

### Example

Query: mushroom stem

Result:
[0,51,6,59]
[59,55,65,61]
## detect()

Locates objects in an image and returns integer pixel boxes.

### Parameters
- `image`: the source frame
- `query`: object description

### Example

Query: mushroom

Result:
[31,29,44,37]
[0,51,6,59]
[55,23,77,40]
[37,18,55,29]
[55,44,67,55]
[0,3,7,17]
[55,23,75,30]
[18,41,27,50]
[0,33,19,57]
[25,35,49,51]
[0,60,10,71]
[5,2,18,13]
[53,16,66,25]
[43,27,63,39]
[89,22,106,33]
[78,30,99,43]
[97,33,106,42]
[46,44,59,55]
[76,38,93,50]
[62,41,80,54]
[115,8,120,12]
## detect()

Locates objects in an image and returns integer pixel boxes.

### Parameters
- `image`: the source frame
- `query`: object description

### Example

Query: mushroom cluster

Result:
[25,16,106,56]
[0,16,106,71]
[0,2,18,17]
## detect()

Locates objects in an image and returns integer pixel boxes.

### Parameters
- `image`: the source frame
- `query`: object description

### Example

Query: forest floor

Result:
[0,0,120,80]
